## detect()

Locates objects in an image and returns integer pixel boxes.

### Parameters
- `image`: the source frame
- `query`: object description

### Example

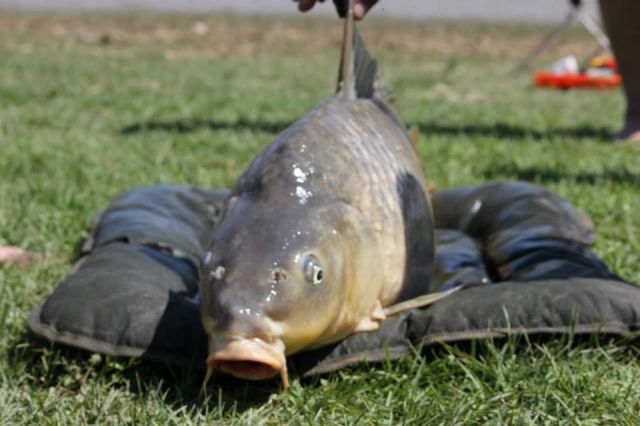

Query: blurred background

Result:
[2,0,601,23]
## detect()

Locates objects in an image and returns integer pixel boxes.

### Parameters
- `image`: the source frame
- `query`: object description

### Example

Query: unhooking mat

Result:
[28,181,640,377]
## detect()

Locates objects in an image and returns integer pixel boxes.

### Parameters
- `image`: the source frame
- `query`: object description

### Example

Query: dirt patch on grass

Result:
[0,12,601,60]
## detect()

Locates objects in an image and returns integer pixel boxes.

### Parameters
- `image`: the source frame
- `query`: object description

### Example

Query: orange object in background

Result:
[590,56,618,71]
[535,72,622,90]
[534,55,621,90]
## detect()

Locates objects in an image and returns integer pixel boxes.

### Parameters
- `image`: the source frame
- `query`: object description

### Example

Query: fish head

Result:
[200,194,380,385]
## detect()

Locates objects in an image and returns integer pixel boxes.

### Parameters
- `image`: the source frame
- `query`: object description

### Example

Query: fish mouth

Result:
[213,359,280,381]
[206,337,289,388]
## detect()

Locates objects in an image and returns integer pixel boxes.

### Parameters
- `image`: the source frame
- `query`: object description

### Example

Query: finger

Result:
[0,245,41,266]
[354,0,378,20]
[297,0,317,12]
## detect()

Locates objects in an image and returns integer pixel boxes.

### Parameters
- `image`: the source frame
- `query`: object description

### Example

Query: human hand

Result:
[294,0,379,20]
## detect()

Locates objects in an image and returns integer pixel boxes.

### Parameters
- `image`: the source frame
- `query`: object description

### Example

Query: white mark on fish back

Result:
[293,186,313,204]
[293,165,307,183]
[203,250,213,266]
[290,163,316,204]
[265,281,277,302]
[211,265,226,280]
[470,199,482,215]
[237,307,261,317]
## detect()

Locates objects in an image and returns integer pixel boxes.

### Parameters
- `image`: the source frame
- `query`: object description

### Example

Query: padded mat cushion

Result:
[83,185,228,265]
[28,182,640,376]
[30,243,206,365]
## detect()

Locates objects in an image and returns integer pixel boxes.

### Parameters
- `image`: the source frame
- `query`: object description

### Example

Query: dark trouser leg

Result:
[599,0,640,140]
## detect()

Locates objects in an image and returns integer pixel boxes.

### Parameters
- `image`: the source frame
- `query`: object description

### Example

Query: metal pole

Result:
[509,7,579,76]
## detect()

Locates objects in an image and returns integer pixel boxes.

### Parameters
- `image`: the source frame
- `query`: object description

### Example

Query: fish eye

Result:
[303,255,323,286]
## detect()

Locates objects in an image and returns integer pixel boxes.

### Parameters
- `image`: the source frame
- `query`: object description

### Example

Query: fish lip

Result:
[207,337,286,381]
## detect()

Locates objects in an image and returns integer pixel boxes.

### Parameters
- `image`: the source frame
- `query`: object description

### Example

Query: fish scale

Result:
[293,99,426,300]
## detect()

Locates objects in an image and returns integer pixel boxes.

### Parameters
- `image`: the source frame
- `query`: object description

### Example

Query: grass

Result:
[1,12,640,424]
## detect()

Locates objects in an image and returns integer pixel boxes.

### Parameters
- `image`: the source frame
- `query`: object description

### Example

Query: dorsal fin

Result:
[336,0,378,100]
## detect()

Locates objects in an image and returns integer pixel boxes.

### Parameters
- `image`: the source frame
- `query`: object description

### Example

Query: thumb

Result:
[354,0,378,19]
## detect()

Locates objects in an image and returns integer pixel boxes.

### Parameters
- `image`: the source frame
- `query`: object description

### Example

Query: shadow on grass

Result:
[121,119,615,142]
[8,332,277,415]
[121,119,291,135]
[414,122,615,141]
[482,164,640,186]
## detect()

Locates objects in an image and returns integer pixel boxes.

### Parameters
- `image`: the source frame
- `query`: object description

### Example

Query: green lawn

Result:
[1,13,639,424]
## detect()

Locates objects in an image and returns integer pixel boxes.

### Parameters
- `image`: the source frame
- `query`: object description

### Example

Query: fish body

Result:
[200,2,435,388]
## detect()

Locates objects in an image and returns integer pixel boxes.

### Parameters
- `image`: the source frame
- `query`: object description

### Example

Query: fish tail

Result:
[336,0,390,102]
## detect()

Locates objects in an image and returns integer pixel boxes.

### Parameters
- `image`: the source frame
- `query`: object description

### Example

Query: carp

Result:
[199,0,456,389]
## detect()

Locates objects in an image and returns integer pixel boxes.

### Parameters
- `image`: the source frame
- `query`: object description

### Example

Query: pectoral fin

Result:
[354,315,380,332]
[353,300,385,332]
[382,287,461,317]
[353,288,460,333]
